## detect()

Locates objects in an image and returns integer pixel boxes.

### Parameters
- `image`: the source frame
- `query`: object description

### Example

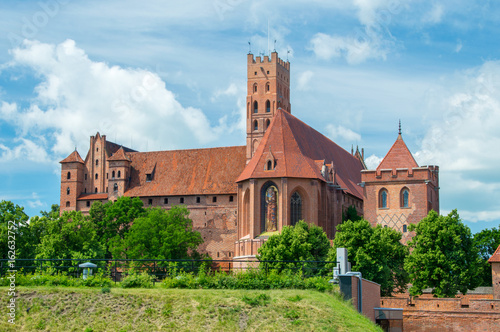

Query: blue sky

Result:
[0,0,499,234]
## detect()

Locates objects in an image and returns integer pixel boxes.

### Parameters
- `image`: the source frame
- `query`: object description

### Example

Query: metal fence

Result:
[0,258,336,284]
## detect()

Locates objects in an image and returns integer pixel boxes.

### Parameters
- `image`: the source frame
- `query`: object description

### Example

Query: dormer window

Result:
[267,160,272,170]
[146,173,153,182]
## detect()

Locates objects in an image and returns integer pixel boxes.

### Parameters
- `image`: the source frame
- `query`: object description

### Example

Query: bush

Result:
[121,272,155,288]
[0,270,113,288]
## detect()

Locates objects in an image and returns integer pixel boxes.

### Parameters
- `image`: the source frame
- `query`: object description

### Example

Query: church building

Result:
[60,51,439,259]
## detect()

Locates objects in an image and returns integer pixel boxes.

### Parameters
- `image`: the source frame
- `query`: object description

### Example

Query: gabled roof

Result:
[376,133,418,171]
[488,244,500,263]
[108,147,131,162]
[124,146,246,197]
[237,109,364,199]
[77,193,108,201]
[60,150,84,164]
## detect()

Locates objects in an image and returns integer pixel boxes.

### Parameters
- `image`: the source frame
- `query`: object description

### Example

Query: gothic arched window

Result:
[254,120,258,131]
[253,101,258,113]
[401,188,409,208]
[266,100,270,113]
[290,192,302,226]
[67,171,71,180]
[379,189,388,209]
[117,170,121,178]
[66,187,70,195]
[261,182,278,234]
[112,170,115,178]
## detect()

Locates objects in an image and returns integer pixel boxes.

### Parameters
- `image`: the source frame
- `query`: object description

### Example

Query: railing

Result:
[0,258,337,285]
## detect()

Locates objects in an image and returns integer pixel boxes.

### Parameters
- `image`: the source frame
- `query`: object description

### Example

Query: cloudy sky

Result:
[0,0,499,233]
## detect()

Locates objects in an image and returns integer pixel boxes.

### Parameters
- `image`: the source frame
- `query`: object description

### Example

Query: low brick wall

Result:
[380,297,500,331]
[342,275,381,323]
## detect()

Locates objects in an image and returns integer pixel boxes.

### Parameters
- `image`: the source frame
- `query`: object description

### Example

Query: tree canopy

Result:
[257,220,331,272]
[405,210,482,297]
[473,227,500,286]
[330,218,409,296]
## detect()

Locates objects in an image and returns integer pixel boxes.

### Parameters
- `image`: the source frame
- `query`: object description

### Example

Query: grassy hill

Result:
[0,286,381,331]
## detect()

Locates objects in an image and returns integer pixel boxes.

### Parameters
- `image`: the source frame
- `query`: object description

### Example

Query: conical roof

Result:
[376,133,418,171]
[108,147,131,162]
[488,244,500,263]
[60,150,84,164]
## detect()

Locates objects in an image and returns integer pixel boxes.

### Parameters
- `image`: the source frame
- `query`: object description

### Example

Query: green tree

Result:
[330,219,409,296]
[109,206,203,260]
[473,227,500,286]
[342,205,362,222]
[405,210,482,297]
[36,210,106,262]
[0,200,32,259]
[257,220,331,273]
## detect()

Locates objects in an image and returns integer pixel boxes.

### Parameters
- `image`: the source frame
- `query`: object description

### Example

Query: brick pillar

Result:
[492,262,500,300]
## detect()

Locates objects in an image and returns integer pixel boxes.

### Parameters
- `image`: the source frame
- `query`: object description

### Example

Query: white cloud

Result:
[1,39,232,160]
[458,210,500,223]
[326,124,361,142]
[423,3,444,24]
[0,138,51,164]
[455,39,463,53]
[297,70,314,91]
[365,154,383,170]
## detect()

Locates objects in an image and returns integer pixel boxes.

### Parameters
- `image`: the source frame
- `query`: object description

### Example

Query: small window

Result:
[96,147,99,152]
[267,70,269,74]
[266,119,270,129]
[403,225,407,233]
[384,225,388,228]
[95,187,98,193]
[401,188,409,208]
[84,188,87,193]
[266,160,273,170]
[112,171,115,178]
[146,174,152,182]
[148,199,153,206]
[164,198,168,204]
[113,183,118,192]
[253,83,257,93]
[66,187,70,195]
[180,197,184,204]
[95,173,98,180]
[196,197,200,203]
[96,159,99,166]
[117,171,121,178]
[86,201,90,207]
[379,189,388,209]
[66,201,70,207]
[106,187,108,193]
[213,196,217,203]
[229,195,234,202]
[254,120,258,131]
[106,173,108,179]
[85,174,87,180]
[254,71,257,75]
[266,82,270,92]
[266,100,270,113]
[67,171,71,180]
[253,101,258,113]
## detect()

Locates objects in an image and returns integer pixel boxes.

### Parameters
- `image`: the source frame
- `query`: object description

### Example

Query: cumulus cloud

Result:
[1,39,230,162]
[365,154,383,170]
[423,3,444,24]
[326,124,361,142]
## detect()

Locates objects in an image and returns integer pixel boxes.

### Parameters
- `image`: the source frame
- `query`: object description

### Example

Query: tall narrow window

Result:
[180,197,184,204]
[266,100,270,112]
[254,120,258,131]
[266,160,273,170]
[148,198,153,206]
[117,170,121,178]
[403,225,407,233]
[379,189,388,208]
[113,183,118,192]
[66,187,70,195]
[85,174,87,180]
[266,119,270,129]
[196,197,200,203]
[164,198,168,204]
[95,187,98,193]
[261,182,278,233]
[66,201,70,207]
[67,171,71,180]
[253,101,258,113]
[266,82,270,92]
[95,173,98,180]
[253,83,257,93]
[290,192,302,226]
[401,188,409,208]
[96,159,99,166]
[112,170,115,178]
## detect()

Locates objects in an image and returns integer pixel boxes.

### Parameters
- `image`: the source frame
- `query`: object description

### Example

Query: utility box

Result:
[79,262,97,280]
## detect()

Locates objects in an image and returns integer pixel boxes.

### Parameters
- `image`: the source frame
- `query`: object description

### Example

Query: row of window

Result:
[379,188,410,209]
[149,195,234,206]
[67,170,122,181]
[253,119,271,131]
[253,100,271,113]
[383,224,408,233]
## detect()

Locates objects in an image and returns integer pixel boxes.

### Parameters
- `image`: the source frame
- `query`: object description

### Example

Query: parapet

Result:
[247,52,290,71]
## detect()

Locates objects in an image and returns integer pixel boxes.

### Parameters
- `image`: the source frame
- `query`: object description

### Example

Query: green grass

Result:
[0,286,381,331]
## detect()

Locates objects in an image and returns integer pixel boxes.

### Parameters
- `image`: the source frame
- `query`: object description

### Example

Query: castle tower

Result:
[60,150,85,214]
[361,124,439,244]
[107,147,131,201]
[86,133,108,194]
[246,52,291,161]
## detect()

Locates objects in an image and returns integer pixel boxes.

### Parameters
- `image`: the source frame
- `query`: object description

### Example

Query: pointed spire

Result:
[398,120,402,140]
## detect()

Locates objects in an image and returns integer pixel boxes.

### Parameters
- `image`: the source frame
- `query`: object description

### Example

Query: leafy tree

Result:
[40,204,60,220]
[329,219,409,296]
[90,197,146,257]
[473,227,500,286]
[405,210,482,297]
[342,205,362,222]
[0,200,32,259]
[36,210,106,262]
[110,206,203,260]
[257,220,331,273]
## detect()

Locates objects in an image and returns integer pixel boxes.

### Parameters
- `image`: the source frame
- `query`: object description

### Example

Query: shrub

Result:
[121,272,155,288]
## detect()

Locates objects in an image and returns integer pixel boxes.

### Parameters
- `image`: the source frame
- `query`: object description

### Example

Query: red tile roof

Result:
[237,109,364,199]
[77,193,108,200]
[376,134,418,171]
[60,150,84,164]
[108,147,131,161]
[124,146,246,197]
[488,245,500,263]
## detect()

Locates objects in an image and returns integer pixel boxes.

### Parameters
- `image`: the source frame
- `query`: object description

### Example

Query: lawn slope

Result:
[0,287,381,331]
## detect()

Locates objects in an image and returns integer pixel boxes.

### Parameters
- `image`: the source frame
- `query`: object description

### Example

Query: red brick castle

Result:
[60,52,439,259]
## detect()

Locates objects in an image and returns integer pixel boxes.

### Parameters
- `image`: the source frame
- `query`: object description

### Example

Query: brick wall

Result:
[380,296,500,331]
[345,276,381,323]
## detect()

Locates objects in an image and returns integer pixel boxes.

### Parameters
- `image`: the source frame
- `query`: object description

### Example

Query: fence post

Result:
[114,260,117,285]
[153,261,156,286]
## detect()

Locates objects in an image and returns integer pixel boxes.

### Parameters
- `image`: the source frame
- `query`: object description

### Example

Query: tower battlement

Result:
[247,52,290,70]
